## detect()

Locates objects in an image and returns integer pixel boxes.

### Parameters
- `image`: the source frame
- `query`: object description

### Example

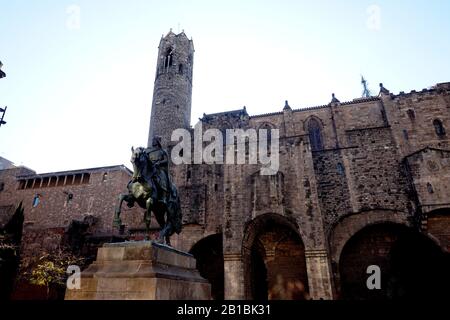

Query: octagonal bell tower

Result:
[148,30,194,147]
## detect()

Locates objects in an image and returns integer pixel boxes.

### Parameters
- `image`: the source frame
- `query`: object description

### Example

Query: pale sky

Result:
[1,0,449,173]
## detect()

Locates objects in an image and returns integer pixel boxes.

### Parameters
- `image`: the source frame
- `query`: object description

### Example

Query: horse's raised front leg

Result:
[113,193,128,228]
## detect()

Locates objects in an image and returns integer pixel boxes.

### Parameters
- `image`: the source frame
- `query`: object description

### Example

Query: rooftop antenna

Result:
[361,75,371,98]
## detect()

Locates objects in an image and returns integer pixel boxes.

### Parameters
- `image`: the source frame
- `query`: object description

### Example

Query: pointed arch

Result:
[305,116,324,151]
[164,47,174,69]
[433,119,446,137]
[242,213,309,300]
[257,122,277,152]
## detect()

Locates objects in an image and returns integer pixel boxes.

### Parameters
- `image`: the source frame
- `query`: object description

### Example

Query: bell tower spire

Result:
[148,30,194,147]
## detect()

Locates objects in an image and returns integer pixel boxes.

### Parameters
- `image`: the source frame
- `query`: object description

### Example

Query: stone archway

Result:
[189,233,224,300]
[339,223,450,300]
[426,207,450,252]
[242,213,309,300]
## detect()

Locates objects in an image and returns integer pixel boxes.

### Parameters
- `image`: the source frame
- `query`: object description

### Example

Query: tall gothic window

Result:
[258,123,274,156]
[433,119,446,137]
[308,118,323,151]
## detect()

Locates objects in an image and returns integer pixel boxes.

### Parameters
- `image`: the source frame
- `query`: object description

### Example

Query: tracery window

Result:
[308,118,324,151]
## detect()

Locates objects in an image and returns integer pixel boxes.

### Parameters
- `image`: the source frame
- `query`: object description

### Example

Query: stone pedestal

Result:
[65,241,211,300]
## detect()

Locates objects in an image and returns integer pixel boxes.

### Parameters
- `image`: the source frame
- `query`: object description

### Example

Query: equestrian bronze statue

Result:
[113,136,182,245]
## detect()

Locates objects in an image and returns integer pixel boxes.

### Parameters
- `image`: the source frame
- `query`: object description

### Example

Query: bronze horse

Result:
[113,147,182,245]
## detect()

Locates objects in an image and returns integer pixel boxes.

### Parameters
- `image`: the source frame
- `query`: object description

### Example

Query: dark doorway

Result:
[190,233,224,300]
[339,223,450,300]
[250,241,268,301]
[243,214,309,300]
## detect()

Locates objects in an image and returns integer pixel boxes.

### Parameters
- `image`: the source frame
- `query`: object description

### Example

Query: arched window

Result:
[32,194,40,207]
[433,119,446,137]
[258,123,274,154]
[259,124,273,142]
[403,129,409,140]
[407,109,415,120]
[337,163,345,175]
[308,118,323,151]
[164,49,173,69]
[178,64,183,74]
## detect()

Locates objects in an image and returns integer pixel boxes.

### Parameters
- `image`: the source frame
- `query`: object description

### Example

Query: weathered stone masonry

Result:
[1,31,449,300]
[154,32,450,300]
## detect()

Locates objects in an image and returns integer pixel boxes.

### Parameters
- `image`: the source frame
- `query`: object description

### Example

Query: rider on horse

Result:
[115,137,182,244]
[144,136,171,207]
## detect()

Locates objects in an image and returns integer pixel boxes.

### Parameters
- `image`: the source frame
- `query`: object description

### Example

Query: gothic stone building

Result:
[149,31,450,300]
[1,30,450,300]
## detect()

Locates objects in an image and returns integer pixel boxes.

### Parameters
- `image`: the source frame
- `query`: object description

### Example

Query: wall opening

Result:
[190,233,224,300]
[307,118,324,151]
[250,240,268,300]
[243,214,309,300]
[339,223,450,300]
[433,119,446,137]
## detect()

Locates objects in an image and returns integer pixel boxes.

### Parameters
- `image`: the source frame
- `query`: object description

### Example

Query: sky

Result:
[1,0,449,173]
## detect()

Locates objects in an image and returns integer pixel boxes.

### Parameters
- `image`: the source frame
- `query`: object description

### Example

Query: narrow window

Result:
[433,119,446,137]
[32,194,40,207]
[308,118,324,151]
[187,169,191,180]
[164,49,173,69]
[406,109,415,120]
[403,129,409,140]
[178,64,183,74]
[427,183,434,194]
[259,124,273,155]
[337,163,345,175]
[0,182,4,192]
[67,193,73,204]
[102,172,108,182]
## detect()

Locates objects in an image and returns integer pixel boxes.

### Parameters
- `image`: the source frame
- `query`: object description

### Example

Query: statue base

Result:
[65,241,211,300]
